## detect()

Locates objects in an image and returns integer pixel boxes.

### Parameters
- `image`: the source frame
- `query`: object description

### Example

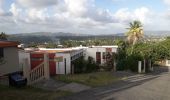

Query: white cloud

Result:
[114,7,151,24]
[64,0,88,17]
[16,0,58,8]
[0,0,169,34]
[10,3,21,17]
[163,0,170,5]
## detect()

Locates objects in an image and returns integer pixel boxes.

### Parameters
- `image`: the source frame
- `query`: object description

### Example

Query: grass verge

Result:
[0,85,71,100]
[54,71,119,87]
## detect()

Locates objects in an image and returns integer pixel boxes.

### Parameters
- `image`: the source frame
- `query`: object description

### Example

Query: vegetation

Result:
[0,32,8,40]
[116,38,170,72]
[73,56,98,73]
[55,72,119,87]
[0,85,71,100]
[116,20,170,72]
[126,20,143,45]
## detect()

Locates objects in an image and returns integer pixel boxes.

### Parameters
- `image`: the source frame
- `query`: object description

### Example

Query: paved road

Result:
[102,73,170,100]
[59,67,170,100]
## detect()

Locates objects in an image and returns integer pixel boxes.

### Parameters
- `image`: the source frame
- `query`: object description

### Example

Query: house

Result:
[18,49,31,71]
[0,41,19,76]
[85,46,118,65]
[55,48,85,74]
[19,45,118,76]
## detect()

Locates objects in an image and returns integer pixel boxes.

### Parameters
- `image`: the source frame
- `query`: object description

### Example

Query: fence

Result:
[23,54,49,85]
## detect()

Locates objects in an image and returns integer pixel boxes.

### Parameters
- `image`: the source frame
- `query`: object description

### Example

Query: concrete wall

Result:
[18,50,31,71]
[0,47,19,75]
[55,53,71,74]
[55,49,85,75]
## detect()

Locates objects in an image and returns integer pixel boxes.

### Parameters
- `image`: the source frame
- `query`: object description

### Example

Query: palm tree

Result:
[126,20,144,54]
[126,20,143,45]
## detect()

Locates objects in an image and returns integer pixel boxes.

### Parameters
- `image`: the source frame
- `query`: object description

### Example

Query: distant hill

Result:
[144,31,170,37]
[8,32,125,44]
[9,31,170,44]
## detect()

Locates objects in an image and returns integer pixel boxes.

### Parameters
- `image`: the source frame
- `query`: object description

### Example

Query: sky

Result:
[0,0,170,34]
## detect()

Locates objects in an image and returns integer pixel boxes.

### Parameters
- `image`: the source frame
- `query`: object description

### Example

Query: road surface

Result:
[59,68,170,100]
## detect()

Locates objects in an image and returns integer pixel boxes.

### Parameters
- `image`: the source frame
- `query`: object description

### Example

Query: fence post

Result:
[143,59,146,73]
[149,60,153,71]
[114,60,116,71]
[138,61,142,73]
[44,53,50,79]
[23,58,30,83]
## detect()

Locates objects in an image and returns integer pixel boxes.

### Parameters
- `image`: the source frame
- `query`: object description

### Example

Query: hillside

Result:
[8,32,125,44]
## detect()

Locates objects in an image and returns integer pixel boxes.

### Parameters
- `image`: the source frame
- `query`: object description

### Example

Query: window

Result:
[31,58,43,61]
[0,48,4,58]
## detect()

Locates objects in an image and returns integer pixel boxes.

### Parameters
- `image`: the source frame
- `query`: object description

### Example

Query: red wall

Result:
[30,53,56,76]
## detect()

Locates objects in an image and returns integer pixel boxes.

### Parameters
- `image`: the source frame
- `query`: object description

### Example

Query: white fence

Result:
[23,54,49,85]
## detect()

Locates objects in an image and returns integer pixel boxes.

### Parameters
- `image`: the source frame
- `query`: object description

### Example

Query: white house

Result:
[19,45,118,75]
[55,48,85,74]
[85,46,118,65]
[0,41,20,76]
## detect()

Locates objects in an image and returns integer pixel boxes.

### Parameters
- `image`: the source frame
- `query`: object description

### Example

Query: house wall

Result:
[18,50,31,71]
[55,53,71,74]
[0,47,19,76]
[85,47,117,65]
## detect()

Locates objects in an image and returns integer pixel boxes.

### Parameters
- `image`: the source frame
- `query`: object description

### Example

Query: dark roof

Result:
[0,41,19,47]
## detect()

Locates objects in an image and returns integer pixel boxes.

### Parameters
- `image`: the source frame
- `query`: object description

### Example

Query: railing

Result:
[23,54,49,85]
[29,62,45,84]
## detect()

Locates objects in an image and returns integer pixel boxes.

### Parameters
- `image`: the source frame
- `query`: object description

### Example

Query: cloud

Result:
[0,0,168,34]
[163,0,170,5]
[114,7,151,24]
[16,0,58,8]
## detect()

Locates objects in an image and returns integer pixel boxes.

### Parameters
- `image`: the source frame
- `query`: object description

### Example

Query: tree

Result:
[0,32,8,40]
[126,20,144,54]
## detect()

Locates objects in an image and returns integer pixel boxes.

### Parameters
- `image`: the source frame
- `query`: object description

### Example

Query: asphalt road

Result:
[59,68,170,100]
[102,73,170,100]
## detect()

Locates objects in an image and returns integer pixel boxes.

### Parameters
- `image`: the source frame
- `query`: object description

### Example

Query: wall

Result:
[0,47,19,76]
[18,50,31,71]
[55,53,71,74]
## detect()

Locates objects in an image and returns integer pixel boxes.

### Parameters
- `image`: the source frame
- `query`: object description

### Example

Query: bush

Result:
[73,56,98,73]
[116,53,142,72]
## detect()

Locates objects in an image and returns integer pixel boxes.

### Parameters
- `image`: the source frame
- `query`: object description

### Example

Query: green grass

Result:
[0,85,71,100]
[54,72,119,87]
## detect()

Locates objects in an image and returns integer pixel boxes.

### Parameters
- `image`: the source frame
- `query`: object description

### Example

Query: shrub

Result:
[73,56,98,73]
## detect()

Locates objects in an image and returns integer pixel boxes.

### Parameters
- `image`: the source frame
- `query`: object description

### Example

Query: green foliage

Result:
[61,38,122,47]
[126,20,143,45]
[73,56,98,73]
[116,38,170,72]
[102,53,116,71]
[0,32,8,40]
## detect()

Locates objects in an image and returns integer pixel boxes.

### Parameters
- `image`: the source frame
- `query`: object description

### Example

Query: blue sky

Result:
[96,0,166,12]
[0,0,170,34]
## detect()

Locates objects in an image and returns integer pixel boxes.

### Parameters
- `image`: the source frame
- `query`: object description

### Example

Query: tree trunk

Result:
[130,36,137,54]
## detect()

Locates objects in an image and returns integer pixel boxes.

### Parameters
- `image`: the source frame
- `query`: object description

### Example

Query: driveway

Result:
[58,67,170,100]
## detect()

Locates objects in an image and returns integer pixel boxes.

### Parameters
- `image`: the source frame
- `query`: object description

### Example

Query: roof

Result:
[34,50,65,53]
[91,45,118,48]
[0,41,19,48]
